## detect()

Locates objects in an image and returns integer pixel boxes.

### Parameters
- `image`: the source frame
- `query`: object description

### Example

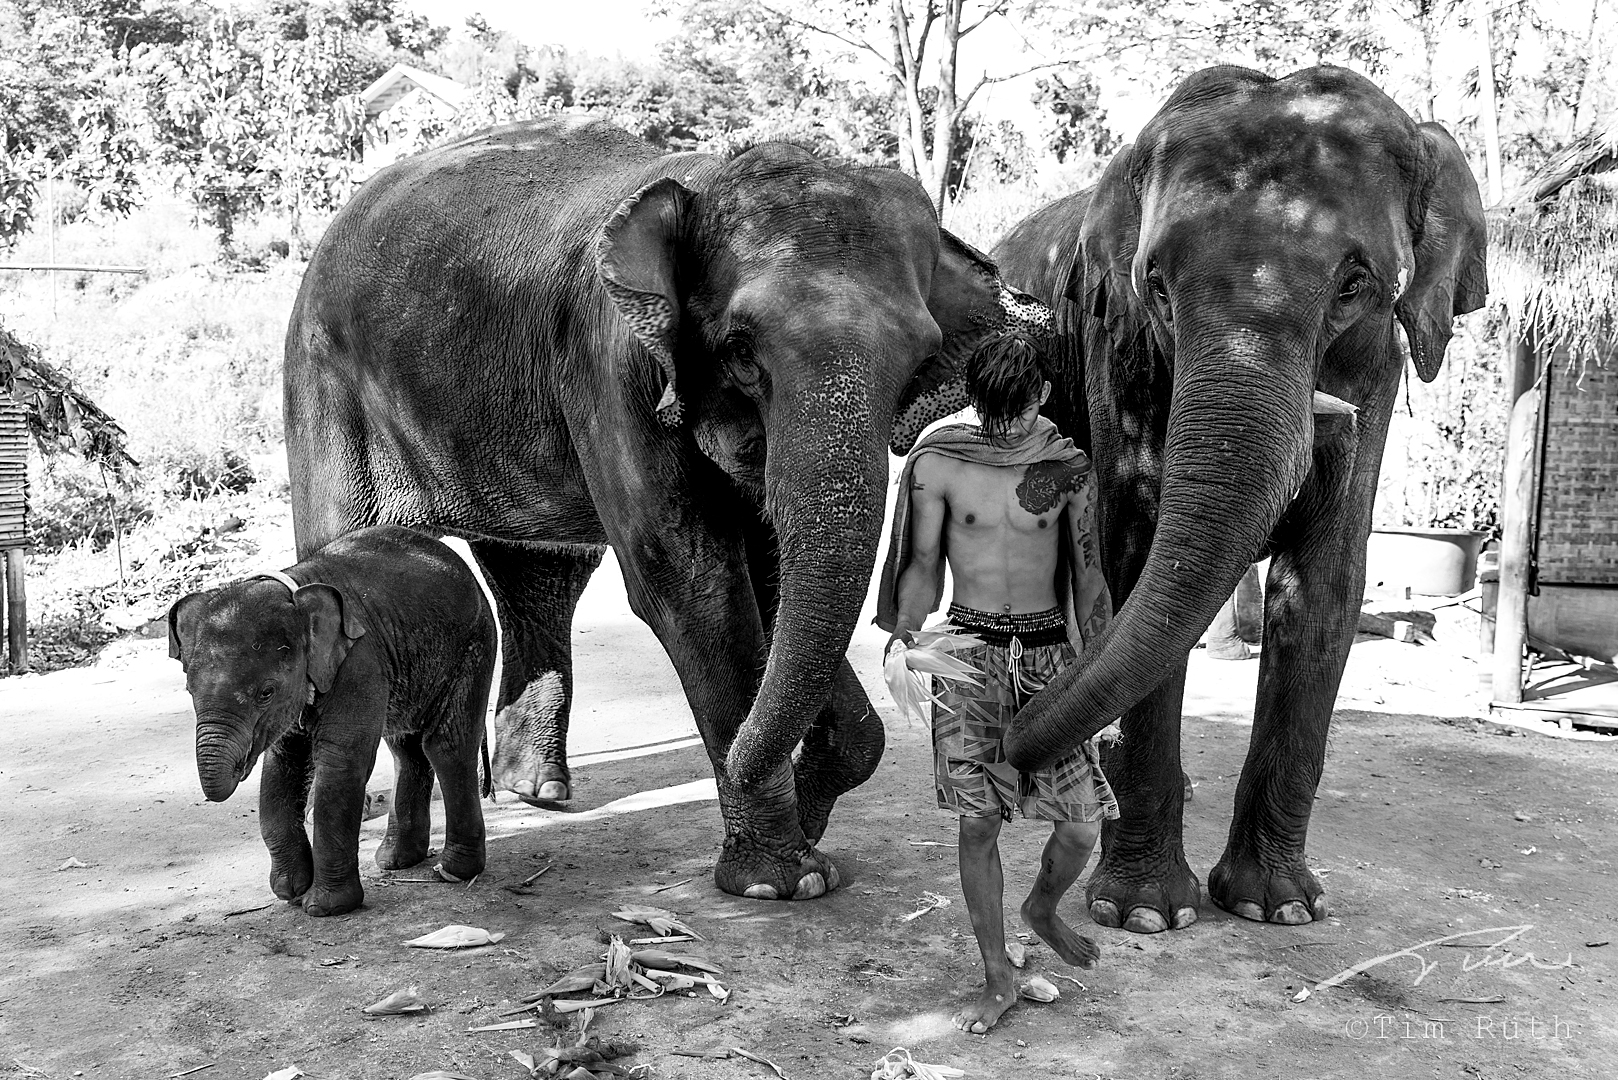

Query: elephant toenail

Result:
[743,884,780,900]
[1312,895,1330,920]
[1231,901,1266,922]
[827,864,842,890]
[1172,906,1199,930]
[536,780,569,801]
[1089,899,1122,928]
[1124,908,1169,934]
[511,780,537,797]
[792,873,826,900]
[1271,902,1313,925]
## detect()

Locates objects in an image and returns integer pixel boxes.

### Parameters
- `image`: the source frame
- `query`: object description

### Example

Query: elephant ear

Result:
[167,591,208,666]
[1075,144,1151,358]
[891,232,1055,454]
[598,177,696,428]
[296,583,366,696]
[1396,123,1489,383]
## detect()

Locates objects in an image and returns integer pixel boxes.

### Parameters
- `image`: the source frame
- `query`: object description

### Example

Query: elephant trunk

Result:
[1007,322,1316,768]
[724,388,888,787]
[195,714,252,802]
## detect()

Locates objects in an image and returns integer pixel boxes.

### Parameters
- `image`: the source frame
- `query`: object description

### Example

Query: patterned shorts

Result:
[931,604,1120,823]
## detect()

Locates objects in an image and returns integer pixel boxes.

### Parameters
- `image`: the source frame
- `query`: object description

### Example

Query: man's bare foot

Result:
[1021,897,1099,968]
[953,974,1017,1034]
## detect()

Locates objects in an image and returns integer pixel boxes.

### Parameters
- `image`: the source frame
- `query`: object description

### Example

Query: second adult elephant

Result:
[285,118,1048,901]
[981,66,1488,931]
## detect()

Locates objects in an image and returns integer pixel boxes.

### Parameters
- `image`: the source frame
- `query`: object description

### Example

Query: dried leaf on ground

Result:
[899,892,951,922]
[55,857,89,871]
[1005,942,1026,968]
[404,924,506,949]
[871,1047,965,1080]
[602,936,634,990]
[611,905,700,939]
[528,964,606,999]
[629,949,723,974]
[262,1068,304,1080]
[707,980,731,1003]
[406,1073,481,1080]
[551,997,623,1015]
[363,987,428,1015]
[509,1048,537,1072]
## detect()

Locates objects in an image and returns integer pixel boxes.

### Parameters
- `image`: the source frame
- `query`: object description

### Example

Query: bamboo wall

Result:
[0,399,26,550]
[1537,344,1618,586]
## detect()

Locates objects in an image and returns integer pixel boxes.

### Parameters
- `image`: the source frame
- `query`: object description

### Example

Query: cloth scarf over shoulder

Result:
[874,417,1111,655]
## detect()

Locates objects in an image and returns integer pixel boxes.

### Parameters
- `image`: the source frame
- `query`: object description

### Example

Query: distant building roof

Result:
[361,64,470,120]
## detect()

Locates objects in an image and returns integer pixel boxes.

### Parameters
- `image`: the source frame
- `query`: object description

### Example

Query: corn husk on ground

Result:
[883,624,985,725]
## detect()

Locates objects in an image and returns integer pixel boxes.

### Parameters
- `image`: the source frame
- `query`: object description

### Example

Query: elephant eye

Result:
[256,683,277,705]
[1338,273,1369,303]
[1146,269,1170,305]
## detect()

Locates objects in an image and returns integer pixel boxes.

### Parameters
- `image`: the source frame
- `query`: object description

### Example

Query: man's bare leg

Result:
[1020,820,1101,967]
[955,814,1017,1034]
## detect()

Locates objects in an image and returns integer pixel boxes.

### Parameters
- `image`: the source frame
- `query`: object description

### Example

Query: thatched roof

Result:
[0,322,137,477]
[1489,112,1618,368]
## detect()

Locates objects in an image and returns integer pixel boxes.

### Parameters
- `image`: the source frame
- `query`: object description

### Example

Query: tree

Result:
[759,0,1081,211]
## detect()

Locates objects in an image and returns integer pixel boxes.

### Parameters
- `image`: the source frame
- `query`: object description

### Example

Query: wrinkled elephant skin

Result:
[284,118,1050,901]
[980,67,1488,930]
[169,526,494,917]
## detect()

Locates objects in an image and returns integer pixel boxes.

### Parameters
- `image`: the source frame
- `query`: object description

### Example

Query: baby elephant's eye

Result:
[256,684,277,705]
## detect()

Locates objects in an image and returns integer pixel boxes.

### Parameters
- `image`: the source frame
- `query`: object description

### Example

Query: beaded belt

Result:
[946,603,1068,649]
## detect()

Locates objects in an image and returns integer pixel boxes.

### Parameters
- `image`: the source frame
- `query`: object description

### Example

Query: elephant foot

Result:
[505,763,571,807]
[433,842,486,884]
[268,848,313,902]
[492,673,571,805]
[376,830,431,871]
[1206,638,1253,661]
[303,876,364,917]
[1208,849,1328,925]
[715,841,842,901]
[1085,845,1201,934]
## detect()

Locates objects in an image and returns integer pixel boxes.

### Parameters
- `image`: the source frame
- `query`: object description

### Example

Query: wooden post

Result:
[1492,383,1541,704]
[4,547,25,673]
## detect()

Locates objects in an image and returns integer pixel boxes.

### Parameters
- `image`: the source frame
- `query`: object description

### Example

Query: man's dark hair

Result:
[965,333,1047,442]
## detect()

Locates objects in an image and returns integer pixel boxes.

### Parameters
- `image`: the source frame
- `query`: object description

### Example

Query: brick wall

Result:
[1537,344,1618,585]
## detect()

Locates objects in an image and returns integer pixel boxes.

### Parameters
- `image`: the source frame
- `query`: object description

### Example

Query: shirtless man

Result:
[877,334,1116,1035]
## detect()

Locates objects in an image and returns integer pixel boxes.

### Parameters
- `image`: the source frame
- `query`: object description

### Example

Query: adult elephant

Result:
[284,117,1048,901]
[983,66,1487,931]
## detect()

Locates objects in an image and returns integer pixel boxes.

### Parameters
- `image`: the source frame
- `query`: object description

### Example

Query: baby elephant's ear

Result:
[167,592,208,665]
[295,584,366,695]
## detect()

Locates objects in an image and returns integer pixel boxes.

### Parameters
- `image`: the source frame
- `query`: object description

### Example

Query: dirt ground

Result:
[4,549,1617,1080]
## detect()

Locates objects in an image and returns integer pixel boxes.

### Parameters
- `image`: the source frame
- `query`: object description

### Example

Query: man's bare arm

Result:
[891,455,949,645]
[1069,470,1113,649]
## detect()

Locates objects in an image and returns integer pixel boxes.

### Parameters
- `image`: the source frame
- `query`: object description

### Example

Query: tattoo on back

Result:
[1016,459,1089,515]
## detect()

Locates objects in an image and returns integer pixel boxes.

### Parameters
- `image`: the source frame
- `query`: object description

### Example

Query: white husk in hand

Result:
[404,924,506,949]
[884,625,985,725]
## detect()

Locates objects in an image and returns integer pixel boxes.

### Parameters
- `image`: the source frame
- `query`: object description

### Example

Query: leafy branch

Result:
[0,322,138,479]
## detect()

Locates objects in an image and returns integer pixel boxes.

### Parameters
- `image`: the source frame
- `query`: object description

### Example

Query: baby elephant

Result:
[169,524,498,916]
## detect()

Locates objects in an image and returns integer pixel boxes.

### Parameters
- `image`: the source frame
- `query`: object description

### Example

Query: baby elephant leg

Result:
[425,731,486,882]
[376,732,434,871]
[425,669,489,882]
[304,740,373,917]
